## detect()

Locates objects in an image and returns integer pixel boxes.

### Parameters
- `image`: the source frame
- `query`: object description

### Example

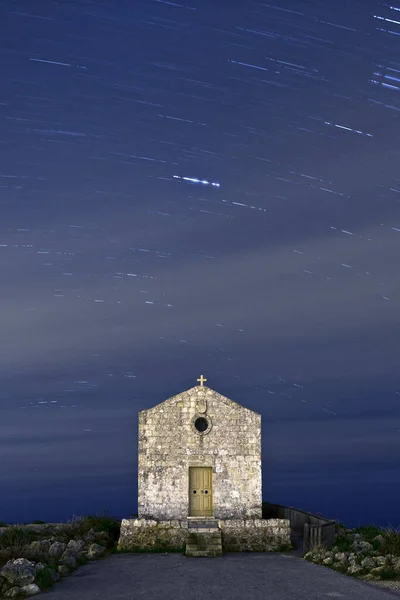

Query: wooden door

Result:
[188,467,212,516]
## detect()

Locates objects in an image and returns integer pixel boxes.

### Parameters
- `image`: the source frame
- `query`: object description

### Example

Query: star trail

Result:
[1,0,399,528]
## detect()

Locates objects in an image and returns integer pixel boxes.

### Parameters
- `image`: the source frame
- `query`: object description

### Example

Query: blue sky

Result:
[1,0,399,529]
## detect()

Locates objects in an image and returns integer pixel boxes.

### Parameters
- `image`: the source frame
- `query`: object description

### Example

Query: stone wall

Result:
[117,519,187,552]
[117,518,291,552]
[220,518,291,552]
[139,385,262,520]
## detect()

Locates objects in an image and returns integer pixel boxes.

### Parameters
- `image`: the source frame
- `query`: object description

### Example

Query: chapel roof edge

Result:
[139,385,261,416]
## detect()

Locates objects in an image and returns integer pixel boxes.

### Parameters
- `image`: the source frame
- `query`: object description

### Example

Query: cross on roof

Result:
[197,374,207,386]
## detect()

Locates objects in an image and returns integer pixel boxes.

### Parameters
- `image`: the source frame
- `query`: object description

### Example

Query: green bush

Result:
[380,528,400,556]
[81,513,121,545]
[46,513,120,551]
[34,568,57,592]
[76,554,89,566]
[0,526,37,551]
[332,534,354,553]
[352,523,400,556]
[379,566,399,579]
[277,543,293,552]
[354,525,382,540]
[31,520,47,525]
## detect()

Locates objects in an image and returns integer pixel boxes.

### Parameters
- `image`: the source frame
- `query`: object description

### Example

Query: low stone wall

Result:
[117,519,187,552]
[117,518,291,553]
[220,518,291,551]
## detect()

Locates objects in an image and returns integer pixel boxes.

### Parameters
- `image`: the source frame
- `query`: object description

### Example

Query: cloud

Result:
[0,220,399,384]
[0,219,398,383]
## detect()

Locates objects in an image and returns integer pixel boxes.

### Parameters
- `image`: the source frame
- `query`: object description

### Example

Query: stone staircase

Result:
[185,518,222,557]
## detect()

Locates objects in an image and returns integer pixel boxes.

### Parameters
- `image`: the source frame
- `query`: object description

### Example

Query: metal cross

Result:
[197,374,207,386]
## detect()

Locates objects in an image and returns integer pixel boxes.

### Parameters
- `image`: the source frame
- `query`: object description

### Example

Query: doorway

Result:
[188,467,212,517]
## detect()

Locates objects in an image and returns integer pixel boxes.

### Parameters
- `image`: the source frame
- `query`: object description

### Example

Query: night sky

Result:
[1,0,400,530]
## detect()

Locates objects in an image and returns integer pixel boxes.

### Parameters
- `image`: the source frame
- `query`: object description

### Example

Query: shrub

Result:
[307,540,329,557]
[380,566,398,579]
[80,513,121,545]
[31,520,47,525]
[354,525,382,540]
[34,568,57,592]
[43,513,119,551]
[0,543,42,569]
[332,534,354,553]
[380,526,400,556]
[278,543,293,552]
[0,526,37,552]
[75,554,89,566]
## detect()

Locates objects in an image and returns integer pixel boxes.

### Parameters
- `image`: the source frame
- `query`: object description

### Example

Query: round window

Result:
[194,417,208,432]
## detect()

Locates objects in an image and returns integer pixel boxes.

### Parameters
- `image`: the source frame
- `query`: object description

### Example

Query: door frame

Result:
[188,466,213,517]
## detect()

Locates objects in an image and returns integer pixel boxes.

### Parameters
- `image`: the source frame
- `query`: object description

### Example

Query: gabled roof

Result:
[141,385,260,416]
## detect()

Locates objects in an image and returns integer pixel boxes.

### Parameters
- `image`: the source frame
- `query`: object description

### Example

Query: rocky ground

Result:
[0,517,121,598]
[303,523,400,593]
[0,518,399,598]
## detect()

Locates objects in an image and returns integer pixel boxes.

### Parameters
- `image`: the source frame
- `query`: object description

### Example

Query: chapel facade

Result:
[138,375,262,520]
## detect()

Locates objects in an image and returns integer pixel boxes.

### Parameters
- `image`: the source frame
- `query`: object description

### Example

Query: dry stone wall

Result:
[220,518,291,552]
[117,518,291,552]
[117,519,187,552]
[138,385,262,520]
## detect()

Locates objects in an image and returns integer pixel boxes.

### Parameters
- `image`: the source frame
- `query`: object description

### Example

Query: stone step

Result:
[186,544,222,552]
[187,519,219,529]
[187,534,221,541]
[185,527,223,558]
[186,542,222,549]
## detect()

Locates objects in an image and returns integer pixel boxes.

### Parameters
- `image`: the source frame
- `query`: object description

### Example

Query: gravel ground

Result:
[366,580,400,596]
[36,552,400,600]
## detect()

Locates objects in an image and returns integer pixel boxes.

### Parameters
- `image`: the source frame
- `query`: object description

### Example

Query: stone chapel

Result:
[138,374,262,520]
[117,376,290,556]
